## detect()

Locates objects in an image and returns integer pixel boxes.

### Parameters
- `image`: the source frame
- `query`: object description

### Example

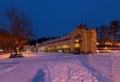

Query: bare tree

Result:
[96,25,109,47]
[0,7,32,56]
[109,20,120,46]
[0,29,8,51]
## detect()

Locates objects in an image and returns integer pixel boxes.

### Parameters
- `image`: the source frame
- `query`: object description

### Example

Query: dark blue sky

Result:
[0,0,120,38]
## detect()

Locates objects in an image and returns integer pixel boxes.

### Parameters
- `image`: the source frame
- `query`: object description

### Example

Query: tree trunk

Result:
[14,38,22,55]
[114,34,116,46]
[14,47,18,55]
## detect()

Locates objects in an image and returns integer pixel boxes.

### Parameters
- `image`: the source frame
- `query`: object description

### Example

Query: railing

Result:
[89,54,120,82]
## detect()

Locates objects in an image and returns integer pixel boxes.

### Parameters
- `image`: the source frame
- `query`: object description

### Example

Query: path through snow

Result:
[0,52,110,82]
[45,59,99,82]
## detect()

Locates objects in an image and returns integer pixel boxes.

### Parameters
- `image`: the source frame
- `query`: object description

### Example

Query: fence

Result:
[89,53,120,82]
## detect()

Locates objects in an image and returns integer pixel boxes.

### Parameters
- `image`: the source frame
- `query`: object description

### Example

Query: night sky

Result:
[0,0,120,38]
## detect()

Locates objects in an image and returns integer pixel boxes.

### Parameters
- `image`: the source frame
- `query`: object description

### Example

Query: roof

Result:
[76,24,87,30]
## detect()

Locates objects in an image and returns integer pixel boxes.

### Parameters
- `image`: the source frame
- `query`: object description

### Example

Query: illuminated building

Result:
[38,24,97,54]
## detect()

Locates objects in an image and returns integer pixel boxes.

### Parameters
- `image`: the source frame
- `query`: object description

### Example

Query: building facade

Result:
[37,24,97,54]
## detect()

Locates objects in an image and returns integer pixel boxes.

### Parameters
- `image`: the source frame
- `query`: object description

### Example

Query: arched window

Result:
[74,34,82,40]
[73,34,82,43]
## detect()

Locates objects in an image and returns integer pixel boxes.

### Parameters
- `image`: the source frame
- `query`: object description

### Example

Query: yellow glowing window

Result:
[51,47,54,49]
[48,48,51,50]
[118,43,120,46]
[61,45,70,48]
[56,46,59,48]
[75,40,79,42]
[75,43,80,48]
[105,42,112,45]
[62,45,67,48]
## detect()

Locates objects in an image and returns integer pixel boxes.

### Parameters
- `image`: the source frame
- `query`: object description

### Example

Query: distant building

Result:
[24,44,37,52]
[37,24,97,54]
[96,34,120,50]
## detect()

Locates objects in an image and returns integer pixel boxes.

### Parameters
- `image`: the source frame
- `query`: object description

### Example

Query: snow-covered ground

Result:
[89,50,120,82]
[0,52,113,82]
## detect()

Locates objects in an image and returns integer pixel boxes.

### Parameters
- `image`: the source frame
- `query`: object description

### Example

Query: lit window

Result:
[75,43,80,48]
[75,40,79,42]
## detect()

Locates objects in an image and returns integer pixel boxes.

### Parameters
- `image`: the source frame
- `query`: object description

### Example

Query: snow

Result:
[89,51,120,82]
[0,52,115,82]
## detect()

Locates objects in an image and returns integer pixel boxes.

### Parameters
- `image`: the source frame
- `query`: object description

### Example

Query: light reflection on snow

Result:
[0,52,117,82]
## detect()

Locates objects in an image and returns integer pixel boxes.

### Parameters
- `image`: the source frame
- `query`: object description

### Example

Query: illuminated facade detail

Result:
[25,45,31,53]
[38,24,97,54]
